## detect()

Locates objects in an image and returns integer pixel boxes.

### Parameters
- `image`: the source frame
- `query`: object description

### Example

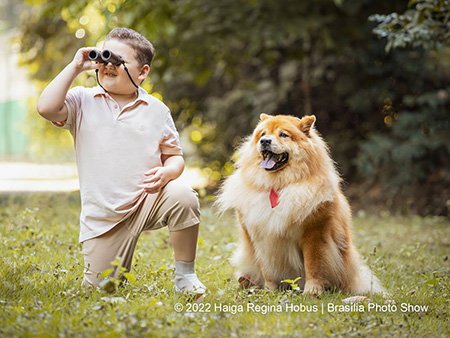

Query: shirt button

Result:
[114,105,118,109]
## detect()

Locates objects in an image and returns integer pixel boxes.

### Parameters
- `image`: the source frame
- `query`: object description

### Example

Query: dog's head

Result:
[231,113,335,191]
[252,114,316,172]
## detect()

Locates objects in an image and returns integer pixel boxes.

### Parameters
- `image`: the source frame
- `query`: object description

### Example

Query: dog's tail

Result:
[353,260,385,295]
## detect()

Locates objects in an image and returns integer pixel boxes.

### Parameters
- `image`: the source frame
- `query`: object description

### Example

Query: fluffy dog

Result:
[217,114,384,295]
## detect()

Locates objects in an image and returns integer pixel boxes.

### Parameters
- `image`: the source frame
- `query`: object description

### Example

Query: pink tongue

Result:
[260,158,276,169]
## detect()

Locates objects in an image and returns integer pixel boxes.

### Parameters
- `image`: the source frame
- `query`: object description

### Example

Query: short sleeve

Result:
[160,113,183,155]
[52,86,83,133]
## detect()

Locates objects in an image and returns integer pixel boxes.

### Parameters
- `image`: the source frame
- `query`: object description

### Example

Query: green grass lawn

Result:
[0,193,448,337]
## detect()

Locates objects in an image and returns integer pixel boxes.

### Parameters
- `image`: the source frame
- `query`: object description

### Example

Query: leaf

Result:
[123,272,136,283]
[100,268,113,278]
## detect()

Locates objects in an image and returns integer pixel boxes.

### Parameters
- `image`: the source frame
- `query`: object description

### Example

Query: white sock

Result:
[175,260,195,276]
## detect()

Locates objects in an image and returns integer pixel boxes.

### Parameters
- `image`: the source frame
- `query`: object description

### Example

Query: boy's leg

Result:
[143,180,205,294]
[82,194,158,289]
[82,179,204,292]
[82,223,139,288]
[170,223,199,262]
[170,224,206,294]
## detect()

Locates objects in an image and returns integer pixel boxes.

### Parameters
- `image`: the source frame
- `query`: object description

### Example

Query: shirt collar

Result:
[92,86,152,105]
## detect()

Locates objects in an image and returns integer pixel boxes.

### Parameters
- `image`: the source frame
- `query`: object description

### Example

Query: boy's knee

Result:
[165,181,199,212]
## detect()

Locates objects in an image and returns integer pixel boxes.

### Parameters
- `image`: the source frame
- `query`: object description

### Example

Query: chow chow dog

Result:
[217,114,384,295]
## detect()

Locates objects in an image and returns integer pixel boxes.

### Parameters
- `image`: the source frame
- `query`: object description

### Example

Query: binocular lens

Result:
[88,50,102,62]
[102,50,112,59]
[88,50,123,66]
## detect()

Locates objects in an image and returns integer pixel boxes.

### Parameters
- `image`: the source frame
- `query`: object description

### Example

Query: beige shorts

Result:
[82,180,200,287]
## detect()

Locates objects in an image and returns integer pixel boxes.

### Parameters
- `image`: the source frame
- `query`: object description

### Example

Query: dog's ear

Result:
[260,113,273,121]
[298,115,316,136]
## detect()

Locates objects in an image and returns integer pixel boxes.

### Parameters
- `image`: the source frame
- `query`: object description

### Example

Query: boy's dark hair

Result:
[105,27,155,66]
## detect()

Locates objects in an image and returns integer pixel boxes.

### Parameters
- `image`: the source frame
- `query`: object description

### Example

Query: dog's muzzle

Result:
[258,137,289,171]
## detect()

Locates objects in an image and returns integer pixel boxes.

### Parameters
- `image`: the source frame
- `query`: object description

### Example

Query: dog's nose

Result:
[260,138,272,146]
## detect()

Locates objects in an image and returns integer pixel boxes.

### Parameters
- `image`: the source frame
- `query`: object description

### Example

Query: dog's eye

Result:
[261,132,266,137]
[279,131,289,138]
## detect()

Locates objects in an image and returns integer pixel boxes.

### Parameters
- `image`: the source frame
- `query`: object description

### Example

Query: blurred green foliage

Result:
[15,0,449,215]
[370,0,449,52]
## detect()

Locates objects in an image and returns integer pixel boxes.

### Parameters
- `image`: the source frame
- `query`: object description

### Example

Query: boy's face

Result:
[98,39,149,95]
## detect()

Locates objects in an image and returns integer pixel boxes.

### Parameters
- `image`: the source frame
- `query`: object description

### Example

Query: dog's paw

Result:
[264,280,279,290]
[238,276,260,289]
[303,279,324,297]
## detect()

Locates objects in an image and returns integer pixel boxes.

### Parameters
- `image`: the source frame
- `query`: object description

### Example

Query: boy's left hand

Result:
[143,167,171,194]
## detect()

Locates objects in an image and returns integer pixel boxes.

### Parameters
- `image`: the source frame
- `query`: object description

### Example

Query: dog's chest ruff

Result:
[218,171,337,235]
[243,189,291,235]
[240,183,335,237]
[237,187,302,237]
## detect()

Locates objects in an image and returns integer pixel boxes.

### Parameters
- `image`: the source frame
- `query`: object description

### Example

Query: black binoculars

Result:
[88,50,123,66]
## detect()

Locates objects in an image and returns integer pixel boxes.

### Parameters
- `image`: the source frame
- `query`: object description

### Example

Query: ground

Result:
[0,193,448,337]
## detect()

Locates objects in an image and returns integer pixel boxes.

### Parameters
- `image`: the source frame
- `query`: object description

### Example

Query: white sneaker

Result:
[174,273,207,295]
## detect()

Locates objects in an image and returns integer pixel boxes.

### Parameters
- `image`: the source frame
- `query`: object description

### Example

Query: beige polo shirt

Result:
[54,86,182,242]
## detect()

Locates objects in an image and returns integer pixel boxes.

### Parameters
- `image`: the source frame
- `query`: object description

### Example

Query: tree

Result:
[369,0,450,52]
[16,0,449,214]
[357,0,450,214]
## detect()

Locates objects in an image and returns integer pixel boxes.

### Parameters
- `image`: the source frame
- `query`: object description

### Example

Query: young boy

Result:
[37,27,206,295]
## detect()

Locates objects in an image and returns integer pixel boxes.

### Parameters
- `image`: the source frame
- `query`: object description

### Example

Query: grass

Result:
[0,192,448,337]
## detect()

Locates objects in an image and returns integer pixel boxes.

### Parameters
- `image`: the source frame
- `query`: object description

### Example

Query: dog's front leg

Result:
[233,214,264,289]
[301,228,330,296]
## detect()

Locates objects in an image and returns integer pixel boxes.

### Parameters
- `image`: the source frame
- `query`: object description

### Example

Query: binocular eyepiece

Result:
[88,49,123,66]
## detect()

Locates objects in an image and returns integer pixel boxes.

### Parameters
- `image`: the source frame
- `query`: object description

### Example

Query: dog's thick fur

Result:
[217,114,383,295]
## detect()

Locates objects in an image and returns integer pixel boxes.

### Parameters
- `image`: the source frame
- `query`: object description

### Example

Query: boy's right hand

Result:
[37,47,99,123]
[71,47,99,72]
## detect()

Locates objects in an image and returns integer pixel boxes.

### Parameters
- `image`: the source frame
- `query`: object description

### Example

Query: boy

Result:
[37,27,206,295]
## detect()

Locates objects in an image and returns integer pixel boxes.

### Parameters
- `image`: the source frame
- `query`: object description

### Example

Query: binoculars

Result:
[88,49,123,66]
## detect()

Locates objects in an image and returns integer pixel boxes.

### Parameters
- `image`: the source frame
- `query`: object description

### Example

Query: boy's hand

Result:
[143,167,171,194]
[71,47,99,72]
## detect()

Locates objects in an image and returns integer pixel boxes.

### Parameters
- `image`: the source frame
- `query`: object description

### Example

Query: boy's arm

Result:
[37,47,98,123]
[143,155,185,194]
